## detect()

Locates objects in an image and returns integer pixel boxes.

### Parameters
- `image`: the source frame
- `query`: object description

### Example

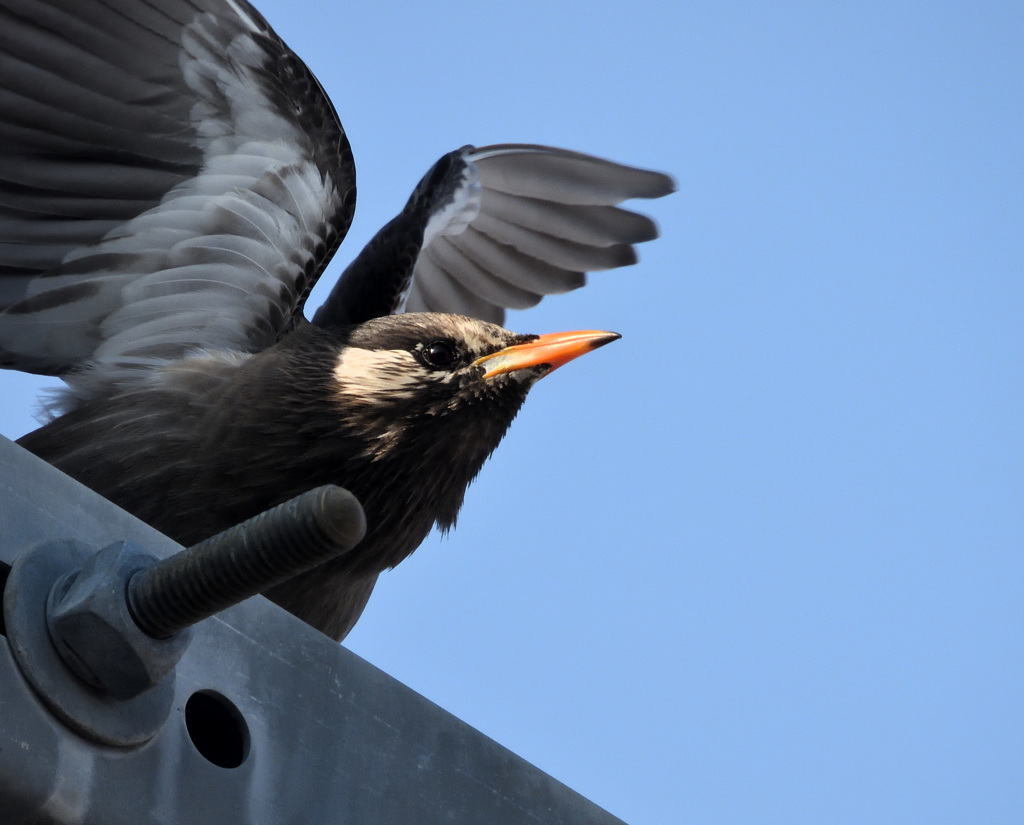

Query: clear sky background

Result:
[1,2,1022,823]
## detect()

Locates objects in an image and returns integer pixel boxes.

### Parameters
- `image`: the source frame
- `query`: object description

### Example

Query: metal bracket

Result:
[0,434,624,824]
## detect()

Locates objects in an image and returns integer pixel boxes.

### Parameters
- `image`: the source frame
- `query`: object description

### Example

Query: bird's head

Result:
[323,312,619,473]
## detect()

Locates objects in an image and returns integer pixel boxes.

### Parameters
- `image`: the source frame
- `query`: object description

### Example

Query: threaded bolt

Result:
[127,485,365,639]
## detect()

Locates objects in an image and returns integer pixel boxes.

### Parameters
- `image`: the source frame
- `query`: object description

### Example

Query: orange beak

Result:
[473,330,621,380]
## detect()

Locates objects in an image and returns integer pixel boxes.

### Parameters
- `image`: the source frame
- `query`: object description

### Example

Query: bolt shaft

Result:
[127,486,365,639]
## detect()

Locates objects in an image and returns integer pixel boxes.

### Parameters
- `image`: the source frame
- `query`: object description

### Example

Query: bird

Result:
[0,0,674,640]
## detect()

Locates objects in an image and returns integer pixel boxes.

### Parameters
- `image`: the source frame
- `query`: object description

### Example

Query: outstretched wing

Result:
[314,144,675,330]
[0,0,354,399]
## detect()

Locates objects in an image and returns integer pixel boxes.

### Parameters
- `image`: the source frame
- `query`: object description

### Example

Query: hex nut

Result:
[46,541,191,700]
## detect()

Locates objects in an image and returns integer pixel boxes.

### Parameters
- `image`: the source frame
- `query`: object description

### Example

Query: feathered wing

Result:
[0,0,354,402]
[316,144,675,329]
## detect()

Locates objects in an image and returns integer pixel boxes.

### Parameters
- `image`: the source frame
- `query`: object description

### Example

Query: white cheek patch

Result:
[332,348,427,403]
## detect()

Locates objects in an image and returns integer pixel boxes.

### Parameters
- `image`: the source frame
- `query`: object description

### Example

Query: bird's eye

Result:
[422,340,458,369]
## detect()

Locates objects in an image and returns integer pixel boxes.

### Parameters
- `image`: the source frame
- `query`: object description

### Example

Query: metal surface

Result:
[0,435,626,825]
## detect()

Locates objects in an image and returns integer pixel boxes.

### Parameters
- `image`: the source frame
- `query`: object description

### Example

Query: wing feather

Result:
[319,144,674,328]
[0,0,355,407]
[427,238,542,311]
[401,144,674,323]
[413,256,504,324]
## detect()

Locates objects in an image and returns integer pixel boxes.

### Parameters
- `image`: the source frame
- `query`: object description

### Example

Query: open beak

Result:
[473,330,621,380]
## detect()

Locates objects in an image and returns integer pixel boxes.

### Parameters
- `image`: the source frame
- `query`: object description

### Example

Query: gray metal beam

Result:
[0,435,625,825]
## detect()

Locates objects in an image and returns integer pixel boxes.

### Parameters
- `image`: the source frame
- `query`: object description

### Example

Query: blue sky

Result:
[2,2,1022,823]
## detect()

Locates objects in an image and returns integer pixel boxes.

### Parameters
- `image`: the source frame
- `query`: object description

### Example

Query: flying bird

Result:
[0,0,674,640]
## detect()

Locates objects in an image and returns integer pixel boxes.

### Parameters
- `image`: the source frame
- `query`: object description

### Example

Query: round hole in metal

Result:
[185,690,250,768]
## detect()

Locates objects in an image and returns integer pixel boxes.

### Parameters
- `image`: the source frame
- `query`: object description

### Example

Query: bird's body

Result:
[19,314,592,638]
[1,0,673,639]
